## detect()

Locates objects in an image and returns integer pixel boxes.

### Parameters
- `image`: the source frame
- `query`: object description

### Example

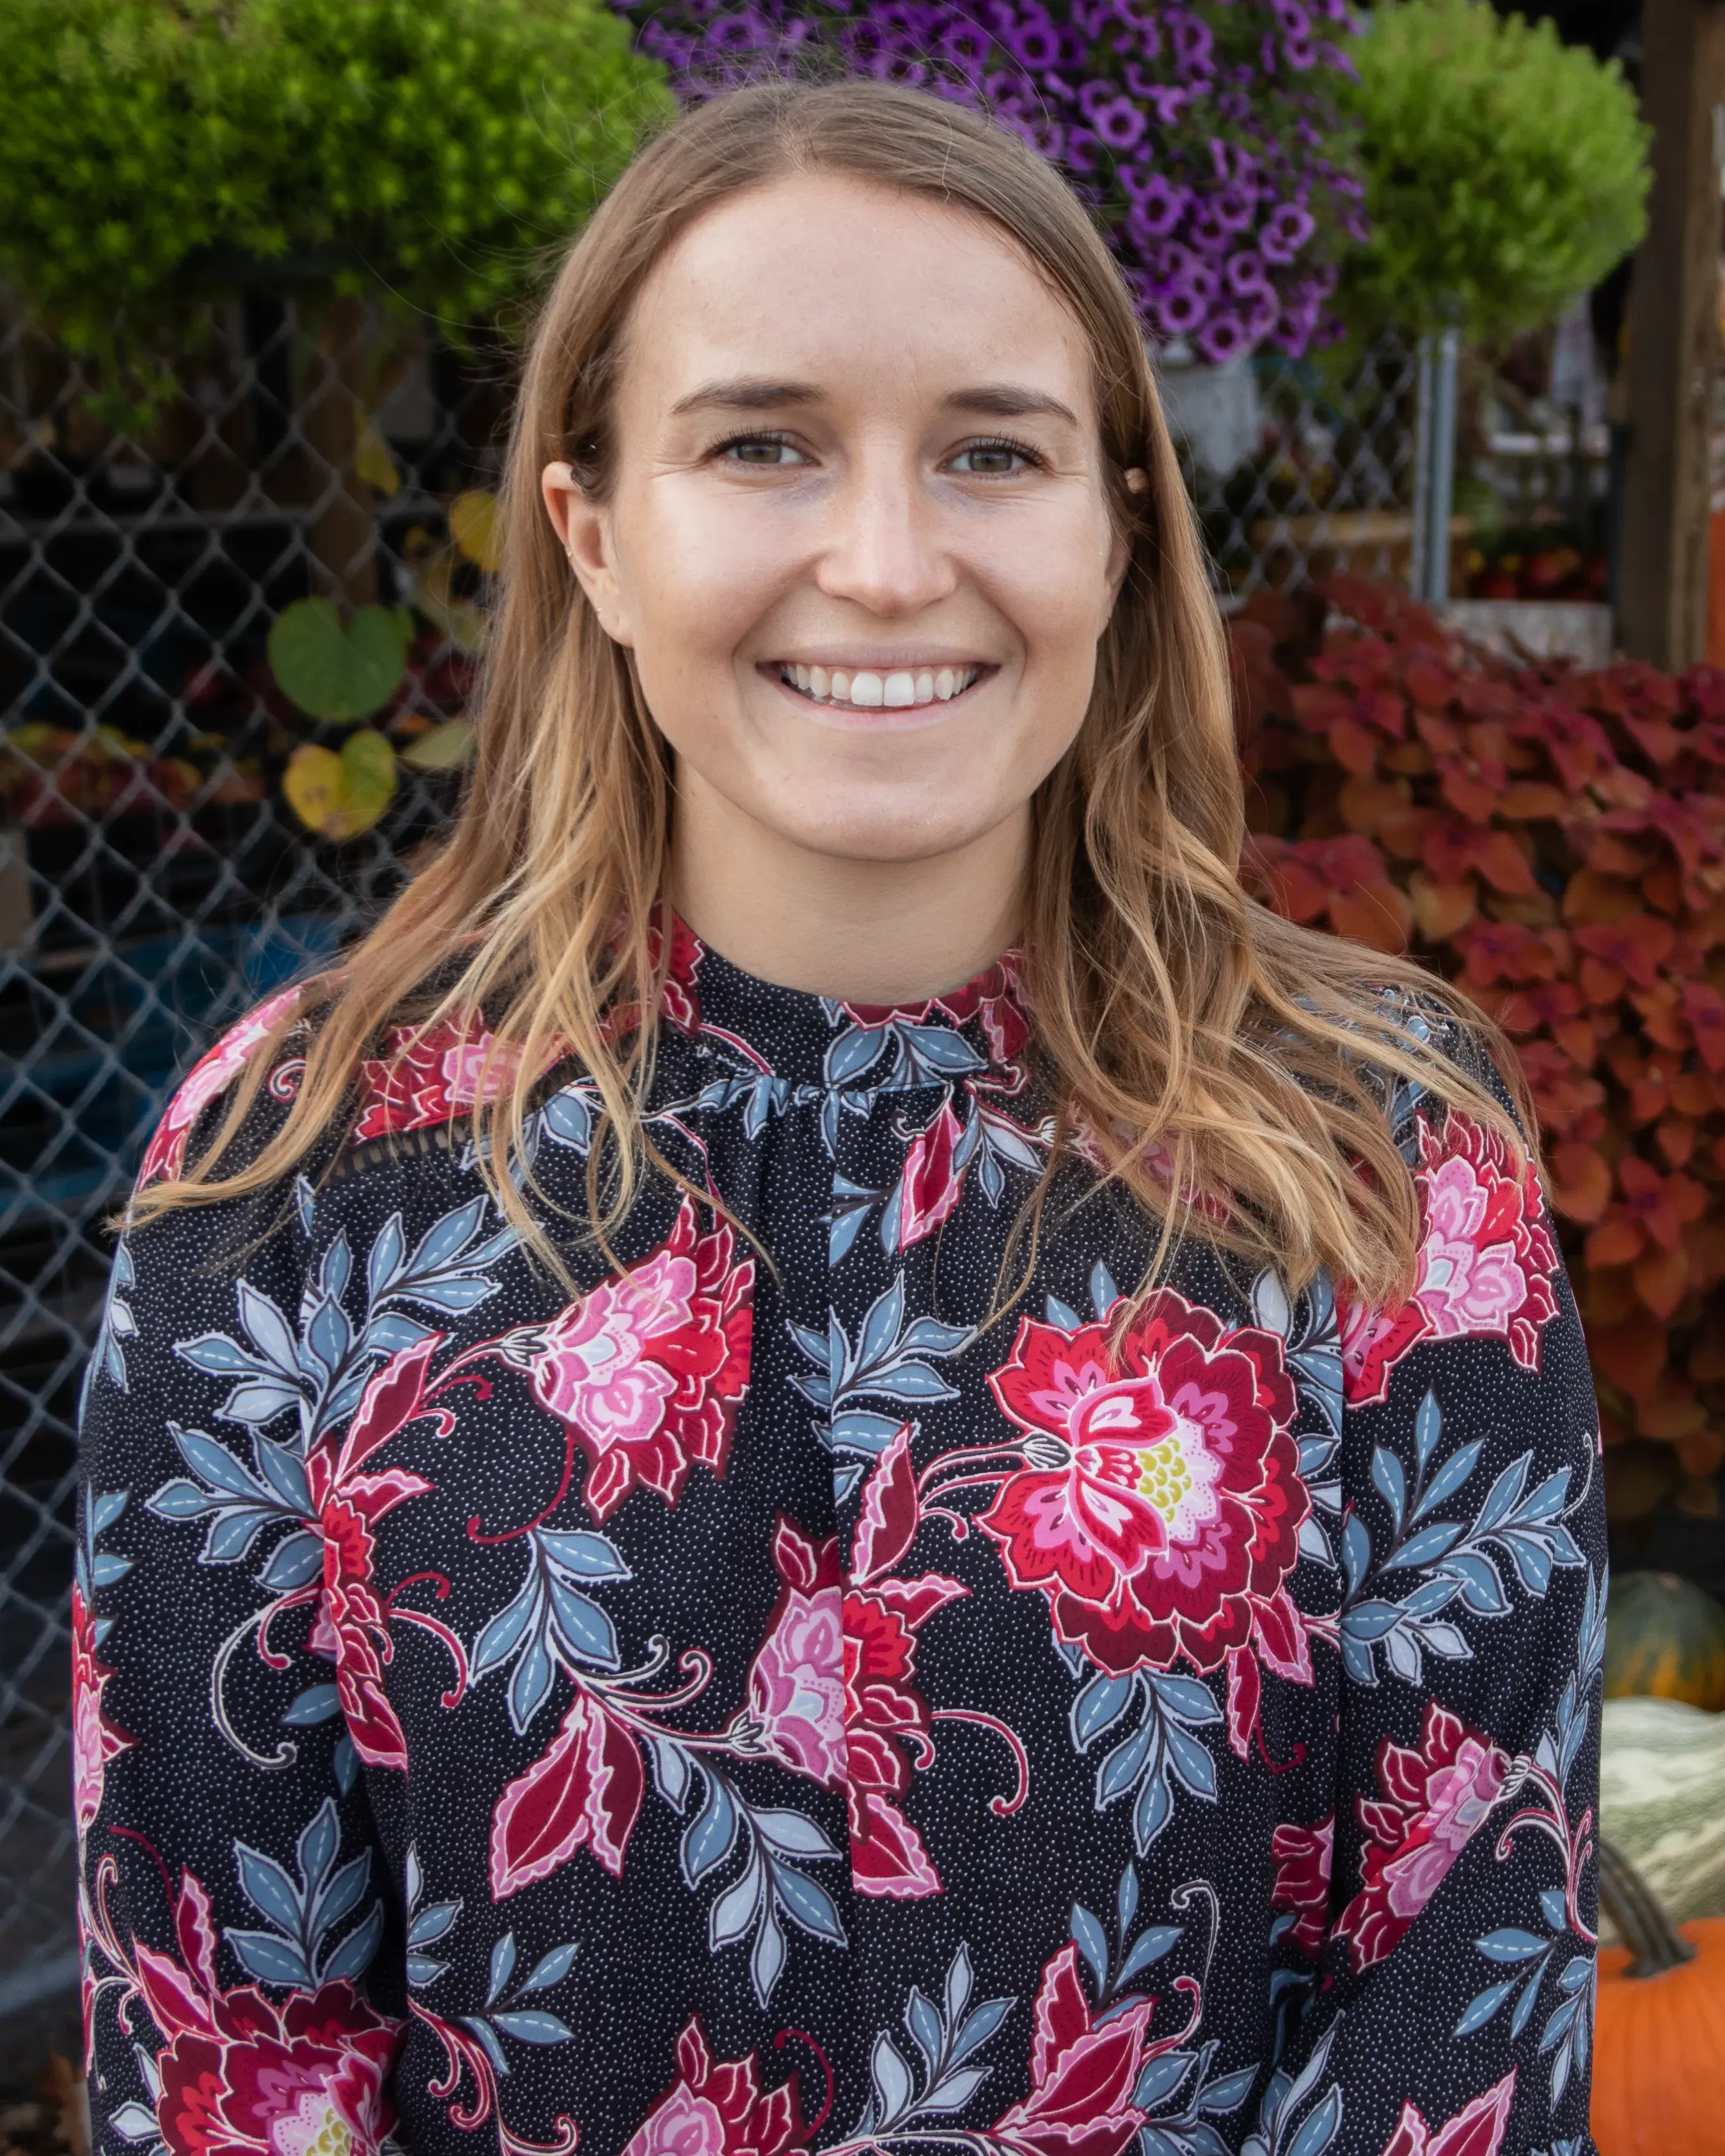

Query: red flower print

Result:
[623,2018,811,2156]
[71,1581,130,1841]
[1338,1110,1559,1407]
[978,1293,1308,1677]
[1378,2070,1516,2156]
[897,1098,968,1248]
[741,1513,966,1899]
[490,1690,645,1898]
[304,1335,448,1772]
[352,1018,531,1144]
[842,954,1030,1069]
[502,1196,753,1520]
[844,1571,966,1898]
[607,910,707,1041]
[136,986,301,1190]
[657,912,706,1033]
[1333,1699,1510,1973]
[1269,1812,1334,1956]
[118,1870,400,2156]
[989,1944,1155,2156]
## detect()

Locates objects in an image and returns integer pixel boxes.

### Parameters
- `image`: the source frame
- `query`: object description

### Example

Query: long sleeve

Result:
[76,1038,406,2156]
[1259,1081,1607,2156]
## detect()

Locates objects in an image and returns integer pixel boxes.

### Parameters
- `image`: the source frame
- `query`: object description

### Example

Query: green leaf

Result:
[400,718,475,771]
[267,598,408,725]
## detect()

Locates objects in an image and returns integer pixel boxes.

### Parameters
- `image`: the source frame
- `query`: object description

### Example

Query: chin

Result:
[769,794,1004,866]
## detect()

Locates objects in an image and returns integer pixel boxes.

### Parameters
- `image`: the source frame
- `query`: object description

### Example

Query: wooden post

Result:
[299,293,379,611]
[1619,0,1725,667]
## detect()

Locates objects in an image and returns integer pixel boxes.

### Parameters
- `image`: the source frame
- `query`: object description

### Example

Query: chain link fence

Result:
[0,291,1417,2020]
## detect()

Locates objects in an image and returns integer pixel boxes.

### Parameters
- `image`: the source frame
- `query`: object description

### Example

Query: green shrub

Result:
[1337,0,1650,340]
[0,0,670,360]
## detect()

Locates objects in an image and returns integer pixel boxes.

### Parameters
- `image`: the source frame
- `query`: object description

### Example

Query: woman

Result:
[79,80,1604,2156]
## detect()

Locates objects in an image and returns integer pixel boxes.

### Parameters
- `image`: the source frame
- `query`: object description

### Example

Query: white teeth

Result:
[780,663,979,709]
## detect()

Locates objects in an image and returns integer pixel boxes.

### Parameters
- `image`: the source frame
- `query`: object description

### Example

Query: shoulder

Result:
[136,983,308,1192]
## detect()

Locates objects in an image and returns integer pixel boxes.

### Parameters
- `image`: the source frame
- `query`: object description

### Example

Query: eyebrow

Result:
[939,384,1081,426]
[667,377,1081,426]
[668,379,823,416]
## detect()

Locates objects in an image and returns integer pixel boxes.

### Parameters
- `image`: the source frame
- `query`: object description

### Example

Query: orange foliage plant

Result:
[1232,576,1725,1529]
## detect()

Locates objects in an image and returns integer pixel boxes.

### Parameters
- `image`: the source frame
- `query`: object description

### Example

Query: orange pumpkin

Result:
[1592,1840,1725,2155]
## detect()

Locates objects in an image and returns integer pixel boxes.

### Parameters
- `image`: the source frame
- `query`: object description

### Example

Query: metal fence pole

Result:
[1422,327,1461,605]
[1411,334,1435,601]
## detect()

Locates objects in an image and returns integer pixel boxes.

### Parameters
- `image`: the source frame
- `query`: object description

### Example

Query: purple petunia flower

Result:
[1156,287,1210,336]
[1194,308,1248,363]
[1091,95,1147,149]
[1259,200,1316,262]
[1224,247,1270,294]
[1169,11,1216,73]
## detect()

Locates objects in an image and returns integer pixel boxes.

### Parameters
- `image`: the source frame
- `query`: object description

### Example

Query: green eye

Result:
[951,442,1032,475]
[721,436,805,466]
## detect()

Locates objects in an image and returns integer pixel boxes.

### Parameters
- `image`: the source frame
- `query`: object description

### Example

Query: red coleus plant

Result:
[1232,574,1725,1527]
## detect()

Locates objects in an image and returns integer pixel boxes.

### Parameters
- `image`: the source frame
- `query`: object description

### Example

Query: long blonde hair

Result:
[131,77,1526,1303]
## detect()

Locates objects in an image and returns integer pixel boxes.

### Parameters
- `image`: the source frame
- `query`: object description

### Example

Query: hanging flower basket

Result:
[612,0,1367,361]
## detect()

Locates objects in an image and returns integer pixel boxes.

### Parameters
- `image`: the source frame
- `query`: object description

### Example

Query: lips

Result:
[776,661,982,712]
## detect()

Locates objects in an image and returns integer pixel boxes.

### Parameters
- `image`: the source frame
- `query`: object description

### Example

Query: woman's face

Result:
[546,173,1128,872]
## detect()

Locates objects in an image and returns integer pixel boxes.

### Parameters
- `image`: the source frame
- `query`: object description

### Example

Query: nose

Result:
[812,447,958,617]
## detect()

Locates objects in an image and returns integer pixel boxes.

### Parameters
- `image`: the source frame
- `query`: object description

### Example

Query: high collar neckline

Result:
[660,913,1032,1089]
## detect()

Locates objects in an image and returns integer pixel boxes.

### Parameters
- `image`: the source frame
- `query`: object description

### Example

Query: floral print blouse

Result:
[77,925,1606,2156]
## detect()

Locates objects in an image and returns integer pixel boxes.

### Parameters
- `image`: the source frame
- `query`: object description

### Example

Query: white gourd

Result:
[1598,1695,1725,1941]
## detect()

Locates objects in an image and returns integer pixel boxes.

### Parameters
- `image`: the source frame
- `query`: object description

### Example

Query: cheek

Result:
[613,490,791,670]
[978,509,1121,668]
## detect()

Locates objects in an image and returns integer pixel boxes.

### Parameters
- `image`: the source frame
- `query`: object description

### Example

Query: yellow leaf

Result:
[283,743,345,833]
[448,489,501,572]
[401,717,476,771]
[355,418,402,500]
[282,731,397,838]
[328,728,397,838]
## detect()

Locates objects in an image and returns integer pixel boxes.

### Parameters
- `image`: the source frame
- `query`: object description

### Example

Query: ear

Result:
[542,460,633,647]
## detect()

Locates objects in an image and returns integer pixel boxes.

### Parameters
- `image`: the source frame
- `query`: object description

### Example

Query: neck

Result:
[668,764,1027,1003]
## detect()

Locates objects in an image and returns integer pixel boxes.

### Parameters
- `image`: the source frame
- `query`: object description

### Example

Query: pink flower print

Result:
[533,1256,689,1454]
[70,1582,130,1841]
[748,1584,848,1788]
[1378,2070,1516,2156]
[136,985,301,1190]
[1338,1110,1559,1406]
[1334,1699,1511,1972]
[440,1035,521,1106]
[627,2088,729,2156]
[494,1197,753,1520]
[624,2020,810,2156]
[1382,1738,1509,1920]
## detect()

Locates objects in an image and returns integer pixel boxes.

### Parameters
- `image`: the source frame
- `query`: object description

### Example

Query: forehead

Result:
[618,171,1098,421]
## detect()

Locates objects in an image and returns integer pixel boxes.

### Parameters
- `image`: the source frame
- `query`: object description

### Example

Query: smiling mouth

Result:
[775,662,983,712]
